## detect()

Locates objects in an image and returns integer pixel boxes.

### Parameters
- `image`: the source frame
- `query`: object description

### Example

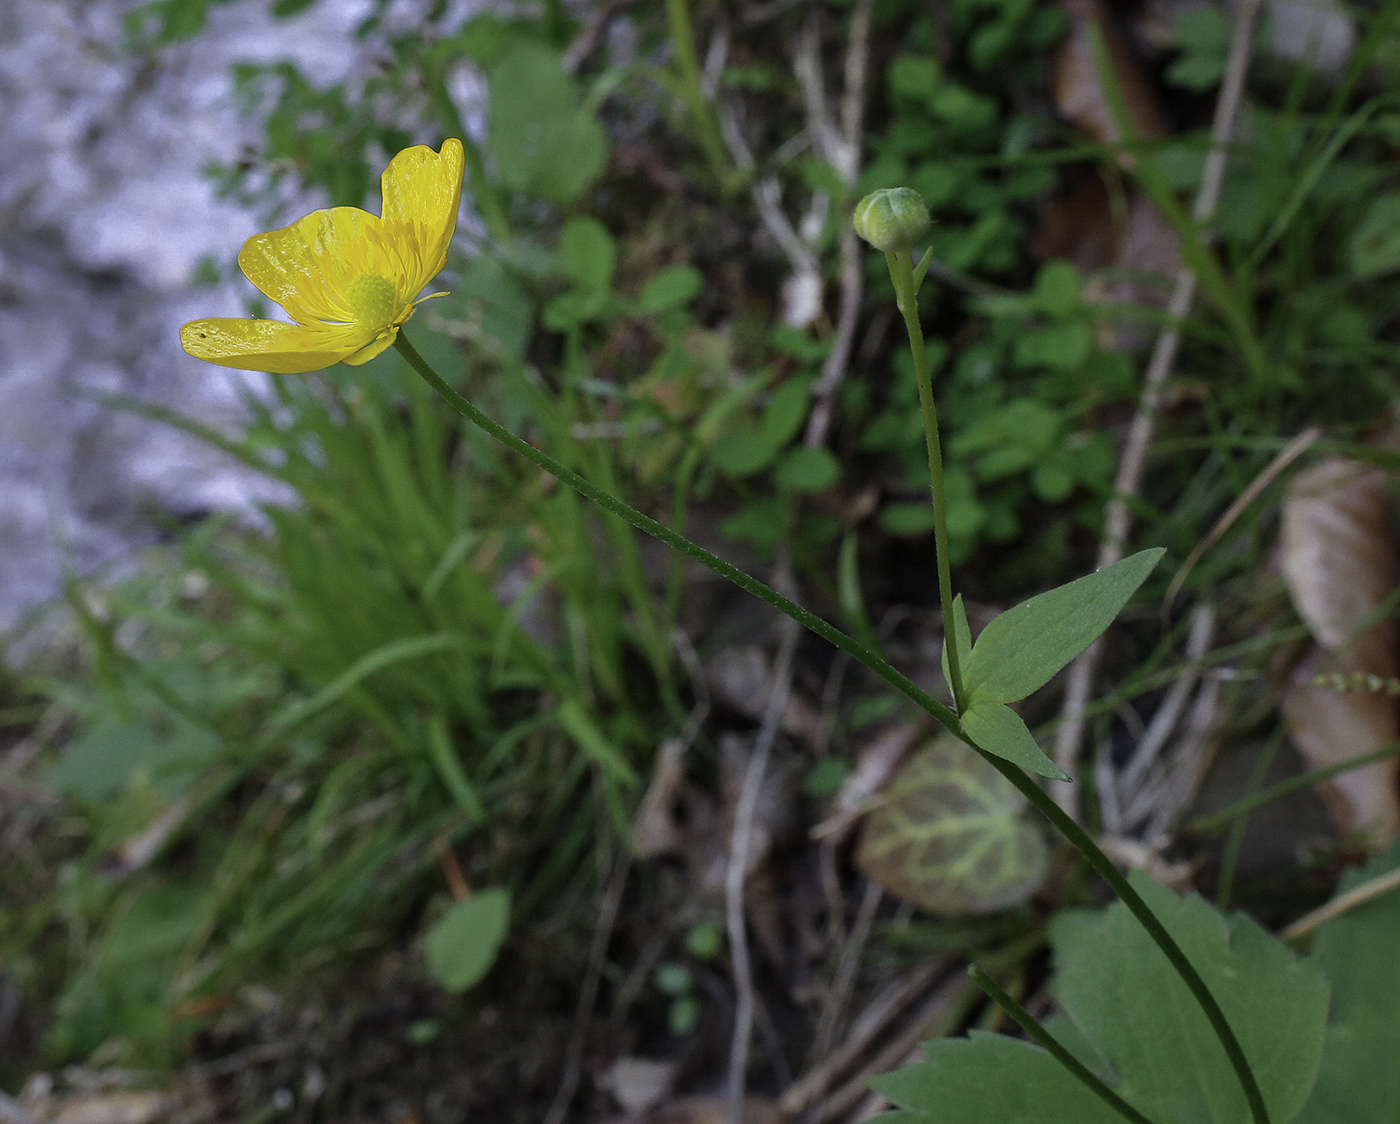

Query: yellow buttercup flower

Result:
[182,139,464,373]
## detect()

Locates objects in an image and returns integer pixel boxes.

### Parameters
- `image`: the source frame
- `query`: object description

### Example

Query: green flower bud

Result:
[852,187,930,253]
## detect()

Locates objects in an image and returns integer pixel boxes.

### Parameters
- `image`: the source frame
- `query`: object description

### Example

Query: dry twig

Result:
[725,604,801,1124]
[1053,0,1266,813]
[1281,864,1400,942]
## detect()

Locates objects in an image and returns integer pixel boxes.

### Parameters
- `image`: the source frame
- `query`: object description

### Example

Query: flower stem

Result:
[393,331,1270,1124]
[885,250,966,711]
[982,754,1272,1124]
[392,334,958,735]
[969,964,1159,1124]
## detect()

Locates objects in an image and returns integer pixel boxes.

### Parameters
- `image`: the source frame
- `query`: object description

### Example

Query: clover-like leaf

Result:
[425,887,511,993]
[963,548,1164,704]
[855,736,1049,914]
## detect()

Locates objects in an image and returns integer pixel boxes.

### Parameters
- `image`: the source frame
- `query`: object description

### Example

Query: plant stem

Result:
[394,331,1271,1124]
[983,753,1273,1124]
[664,0,730,189]
[392,334,959,736]
[1187,736,1400,833]
[885,250,966,711]
[968,964,1159,1124]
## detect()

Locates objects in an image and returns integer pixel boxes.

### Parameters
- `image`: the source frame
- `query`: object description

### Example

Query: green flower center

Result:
[347,273,400,328]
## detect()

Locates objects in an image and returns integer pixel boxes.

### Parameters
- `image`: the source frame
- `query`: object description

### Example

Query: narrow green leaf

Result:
[425,888,511,993]
[557,696,638,786]
[961,699,1069,781]
[424,712,485,822]
[263,633,465,739]
[942,593,972,691]
[964,548,1164,704]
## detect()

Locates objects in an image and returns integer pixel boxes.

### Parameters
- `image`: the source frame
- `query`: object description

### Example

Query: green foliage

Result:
[875,875,1330,1124]
[875,1032,1122,1124]
[23,0,1400,1100]
[486,41,608,205]
[855,737,1048,914]
[425,888,512,993]
[1297,842,1400,1123]
[1165,6,1231,93]
[962,550,1164,704]
[951,550,1163,779]
[28,359,676,1060]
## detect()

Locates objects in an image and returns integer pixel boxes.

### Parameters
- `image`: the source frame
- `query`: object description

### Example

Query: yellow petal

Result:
[340,326,401,366]
[181,318,367,374]
[239,207,392,324]
[238,218,325,323]
[380,139,464,293]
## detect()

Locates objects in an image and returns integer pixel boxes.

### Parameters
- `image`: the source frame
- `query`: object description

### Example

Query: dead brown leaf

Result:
[1054,0,1169,156]
[1041,1,1182,349]
[1032,177,1180,350]
[706,646,825,747]
[1280,457,1400,844]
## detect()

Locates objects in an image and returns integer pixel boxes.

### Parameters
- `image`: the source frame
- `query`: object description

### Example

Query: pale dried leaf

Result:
[706,645,825,745]
[1287,651,1400,843]
[1280,456,1400,844]
[810,721,920,842]
[601,1057,677,1115]
[1055,0,1169,156]
[632,737,688,859]
[720,734,797,876]
[1032,173,1180,351]
[1282,458,1398,666]
[43,1093,170,1124]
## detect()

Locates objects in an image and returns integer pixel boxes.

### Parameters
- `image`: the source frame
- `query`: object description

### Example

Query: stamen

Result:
[346,274,400,329]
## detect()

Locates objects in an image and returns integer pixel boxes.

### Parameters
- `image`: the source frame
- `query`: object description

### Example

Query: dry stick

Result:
[1052,0,1265,813]
[810,878,884,1064]
[725,604,801,1124]
[721,10,878,1116]
[803,0,875,447]
[1280,864,1400,942]
[1117,604,1217,798]
[780,958,949,1119]
[543,847,633,1124]
[816,973,978,1124]
[1162,427,1321,618]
